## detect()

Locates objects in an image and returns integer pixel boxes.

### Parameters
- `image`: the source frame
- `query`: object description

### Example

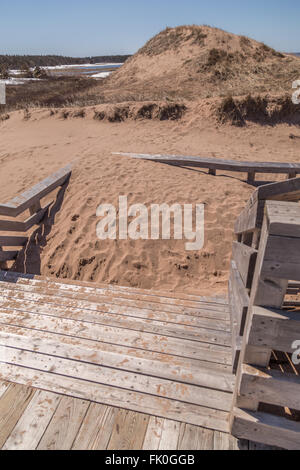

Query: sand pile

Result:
[94,25,300,102]
[1,109,300,294]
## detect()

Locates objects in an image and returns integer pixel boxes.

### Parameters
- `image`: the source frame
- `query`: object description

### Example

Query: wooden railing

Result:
[0,165,72,267]
[229,177,300,450]
[114,153,300,184]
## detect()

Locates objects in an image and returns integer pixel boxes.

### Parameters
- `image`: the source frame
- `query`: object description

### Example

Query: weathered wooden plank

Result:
[232,242,257,289]
[0,164,72,217]
[213,431,248,450]
[0,251,19,262]
[261,239,300,280]
[2,390,61,450]
[234,201,265,234]
[254,177,300,203]
[0,203,51,232]
[231,214,288,415]
[248,441,282,450]
[0,363,230,432]
[0,346,233,411]
[0,381,9,399]
[178,424,214,450]
[266,200,300,238]
[72,404,117,450]
[0,236,28,247]
[37,396,89,450]
[235,181,300,236]
[0,295,231,345]
[228,261,249,374]
[0,219,26,232]
[239,364,300,411]
[114,153,300,175]
[0,383,34,448]
[231,326,242,376]
[0,290,230,331]
[0,310,232,364]
[0,289,230,336]
[0,268,228,306]
[231,407,300,450]
[229,261,249,336]
[107,409,150,450]
[143,417,165,450]
[248,306,300,353]
[157,419,181,450]
[0,326,234,391]
[0,276,229,319]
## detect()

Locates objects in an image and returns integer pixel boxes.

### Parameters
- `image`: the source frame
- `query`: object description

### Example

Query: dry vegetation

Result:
[93,102,186,122]
[217,94,300,126]
[1,25,300,126]
[1,76,98,113]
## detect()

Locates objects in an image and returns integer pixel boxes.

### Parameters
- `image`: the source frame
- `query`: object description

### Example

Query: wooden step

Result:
[0,326,234,391]
[0,309,231,363]
[0,278,229,320]
[0,362,229,432]
[0,271,229,314]
[0,345,232,412]
[0,269,228,305]
[0,295,231,345]
[0,288,230,330]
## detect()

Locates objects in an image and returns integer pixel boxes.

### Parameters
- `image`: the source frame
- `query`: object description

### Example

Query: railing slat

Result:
[0,204,51,233]
[239,364,300,411]
[0,251,19,262]
[231,408,300,450]
[0,236,28,247]
[234,201,264,235]
[232,242,257,288]
[248,306,300,353]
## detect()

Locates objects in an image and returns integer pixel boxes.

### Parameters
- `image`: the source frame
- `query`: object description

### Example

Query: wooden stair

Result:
[0,270,233,433]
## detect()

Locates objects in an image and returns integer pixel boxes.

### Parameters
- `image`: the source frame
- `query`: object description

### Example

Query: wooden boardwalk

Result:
[0,271,234,434]
[0,380,257,450]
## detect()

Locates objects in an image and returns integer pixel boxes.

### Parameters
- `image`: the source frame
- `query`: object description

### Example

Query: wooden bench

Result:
[114,153,300,183]
[0,165,72,266]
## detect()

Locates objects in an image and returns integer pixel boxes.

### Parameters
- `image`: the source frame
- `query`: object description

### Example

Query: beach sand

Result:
[0,105,299,295]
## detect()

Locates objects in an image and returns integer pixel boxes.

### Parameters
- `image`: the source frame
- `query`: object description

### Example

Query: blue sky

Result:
[1,0,299,56]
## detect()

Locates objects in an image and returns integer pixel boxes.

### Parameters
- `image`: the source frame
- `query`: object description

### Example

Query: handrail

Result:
[229,196,300,449]
[114,152,300,183]
[0,164,72,265]
[0,164,72,217]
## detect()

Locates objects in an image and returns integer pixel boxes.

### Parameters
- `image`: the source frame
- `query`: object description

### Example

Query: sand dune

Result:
[1,25,300,295]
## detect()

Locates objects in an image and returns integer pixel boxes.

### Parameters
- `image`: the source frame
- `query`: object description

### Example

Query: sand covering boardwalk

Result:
[0,270,234,437]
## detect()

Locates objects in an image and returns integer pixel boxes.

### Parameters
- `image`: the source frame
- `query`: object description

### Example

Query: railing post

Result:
[29,201,42,216]
[231,202,289,412]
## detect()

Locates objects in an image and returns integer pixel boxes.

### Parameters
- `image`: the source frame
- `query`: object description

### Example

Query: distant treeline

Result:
[0,54,131,69]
